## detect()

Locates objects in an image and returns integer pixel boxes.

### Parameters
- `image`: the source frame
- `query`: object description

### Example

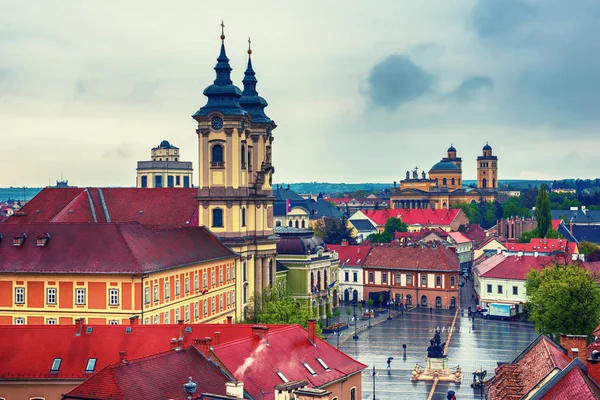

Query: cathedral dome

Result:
[447,145,456,152]
[159,140,171,148]
[483,143,492,151]
[429,161,460,172]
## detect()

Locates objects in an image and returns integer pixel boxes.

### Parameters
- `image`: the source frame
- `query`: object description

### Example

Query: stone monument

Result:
[411,329,462,383]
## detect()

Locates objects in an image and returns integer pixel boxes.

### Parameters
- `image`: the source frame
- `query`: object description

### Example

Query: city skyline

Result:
[2,0,599,187]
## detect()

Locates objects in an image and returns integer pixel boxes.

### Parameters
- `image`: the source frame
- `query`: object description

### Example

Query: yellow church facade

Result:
[390,144,498,209]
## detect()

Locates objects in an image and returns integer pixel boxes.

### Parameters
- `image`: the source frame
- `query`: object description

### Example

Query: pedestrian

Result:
[430,306,433,314]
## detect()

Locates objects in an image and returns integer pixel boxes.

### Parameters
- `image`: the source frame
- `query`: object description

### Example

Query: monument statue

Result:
[426,329,446,358]
[406,171,410,180]
[412,167,419,179]
[421,171,426,179]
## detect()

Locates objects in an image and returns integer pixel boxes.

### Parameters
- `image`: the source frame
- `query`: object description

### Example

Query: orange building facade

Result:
[0,223,237,325]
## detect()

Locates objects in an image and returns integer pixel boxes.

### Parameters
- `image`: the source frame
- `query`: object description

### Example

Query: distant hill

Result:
[0,187,43,202]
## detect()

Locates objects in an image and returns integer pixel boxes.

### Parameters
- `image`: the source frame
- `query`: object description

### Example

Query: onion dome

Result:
[159,140,171,148]
[239,38,272,124]
[483,142,492,151]
[429,161,460,172]
[193,23,247,118]
[448,144,456,152]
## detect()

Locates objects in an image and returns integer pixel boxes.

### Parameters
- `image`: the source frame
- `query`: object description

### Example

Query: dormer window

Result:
[50,358,62,373]
[276,371,289,383]
[36,233,50,247]
[85,358,97,373]
[316,357,330,371]
[12,233,26,247]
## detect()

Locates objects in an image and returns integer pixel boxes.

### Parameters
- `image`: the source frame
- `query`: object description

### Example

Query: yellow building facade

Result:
[193,32,278,320]
[390,144,498,209]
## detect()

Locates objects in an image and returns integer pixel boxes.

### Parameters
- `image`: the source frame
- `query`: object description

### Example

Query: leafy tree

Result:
[384,218,408,235]
[367,298,374,312]
[313,217,356,245]
[334,308,341,323]
[245,285,322,335]
[453,201,482,225]
[517,228,562,243]
[525,264,600,338]
[502,197,532,219]
[346,307,352,324]
[579,241,600,255]
[367,231,392,243]
[534,184,552,238]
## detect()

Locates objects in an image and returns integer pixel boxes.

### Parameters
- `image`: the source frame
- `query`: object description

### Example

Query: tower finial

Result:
[248,37,252,56]
[220,20,225,42]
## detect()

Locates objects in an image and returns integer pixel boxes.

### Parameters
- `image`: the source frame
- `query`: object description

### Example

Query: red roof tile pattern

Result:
[541,364,600,400]
[447,231,472,244]
[360,208,461,227]
[0,222,234,274]
[363,245,459,272]
[212,325,367,400]
[328,244,371,266]
[458,224,487,246]
[488,335,571,400]
[475,254,566,281]
[0,323,290,380]
[5,187,199,228]
[505,238,577,254]
[64,347,230,400]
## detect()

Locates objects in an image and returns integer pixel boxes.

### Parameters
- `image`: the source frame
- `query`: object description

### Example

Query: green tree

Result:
[502,197,532,218]
[579,241,600,255]
[367,298,374,311]
[534,184,552,238]
[518,228,562,243]
[525,264,600,338]
[384,218,408,235]
[346,307,352,324]
[313,217,356,245]
[367,231,392,243]
[453,202,481,225]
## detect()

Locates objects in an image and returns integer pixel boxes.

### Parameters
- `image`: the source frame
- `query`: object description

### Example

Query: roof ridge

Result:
[49,189,87,222]
[116,224,145,274]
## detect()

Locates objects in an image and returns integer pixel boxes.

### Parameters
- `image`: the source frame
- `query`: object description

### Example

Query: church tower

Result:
[192,25,277,320]
[445,144,462,171]
[477,142,498,189]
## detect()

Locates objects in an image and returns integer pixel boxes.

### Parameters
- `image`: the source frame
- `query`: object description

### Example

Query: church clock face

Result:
[211,117,223,130]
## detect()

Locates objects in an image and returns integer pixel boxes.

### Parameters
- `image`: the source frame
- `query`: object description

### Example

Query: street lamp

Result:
[334,327,342,349]
[387,290,393,320]
[352,300,359,340]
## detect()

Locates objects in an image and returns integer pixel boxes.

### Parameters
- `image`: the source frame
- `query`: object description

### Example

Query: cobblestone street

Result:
[325,305,537,399]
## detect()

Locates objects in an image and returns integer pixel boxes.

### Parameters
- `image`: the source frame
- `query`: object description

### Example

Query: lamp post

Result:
[352,300,359,340]
[372,364,377,400]
[387,290,393,320]
[334,327,341,349]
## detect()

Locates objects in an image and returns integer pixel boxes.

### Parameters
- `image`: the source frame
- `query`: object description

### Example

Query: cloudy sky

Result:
[2,0,599,187]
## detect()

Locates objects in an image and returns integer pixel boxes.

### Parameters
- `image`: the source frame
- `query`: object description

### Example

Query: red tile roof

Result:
[0,323,291,380]
[328,244,371,266]
[541,363,600,400]
[212,325,366,400]
[447,231,472,244]
[0,222,235,274]
[5,187,199,228]
[489,335,572,399]
[360,208,461,227]
[505,238,577,254]
[363,245,459,272]
[64,347,231,400]
[458,224,487,246]
[475,254,566,280]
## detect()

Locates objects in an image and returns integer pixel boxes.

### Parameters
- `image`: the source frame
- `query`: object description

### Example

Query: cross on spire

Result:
[247,37,252,56]
[220,20,225,42]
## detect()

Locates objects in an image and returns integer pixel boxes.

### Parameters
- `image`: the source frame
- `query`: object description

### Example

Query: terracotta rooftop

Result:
[505,238,577,254]
[360,208,461,227]
[0,222,235,274]
[474,254,566,281]
[447,231,472,244]
[363,245,459,272]
[328,244,372,266]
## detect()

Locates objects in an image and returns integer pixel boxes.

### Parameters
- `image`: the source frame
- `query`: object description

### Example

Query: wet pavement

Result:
[325,305,538,400]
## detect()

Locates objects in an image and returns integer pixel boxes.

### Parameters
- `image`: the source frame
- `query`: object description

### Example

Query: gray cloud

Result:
[363,54,436,111]
[470,0,536,39]
[103,148,132,159]
[446,76,493,103]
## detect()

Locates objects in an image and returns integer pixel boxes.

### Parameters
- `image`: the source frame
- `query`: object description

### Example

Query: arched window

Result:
[406,294,412,305]
[212,208,223,228]
[450,297,456,308]
[482,178,487,188]
[211,144,224,165]
[492,178,496,188]
[288,220,292,227]
[276,221,281,227]
[442,178,447,186]
[301,220,306,228]
[436,296,442,308]
[241,144,246,168]
[450,276,455,287]
[421,295,428,307]
[295,220,299,228]
[350,387,356,400]
[241,208,246,227]
[451,178,455,185]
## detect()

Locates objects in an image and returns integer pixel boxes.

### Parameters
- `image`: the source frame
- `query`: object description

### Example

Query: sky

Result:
[2,0,600,187]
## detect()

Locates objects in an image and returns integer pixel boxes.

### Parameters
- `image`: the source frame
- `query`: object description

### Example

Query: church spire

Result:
[239,38,271,124]
[192,21,246,118]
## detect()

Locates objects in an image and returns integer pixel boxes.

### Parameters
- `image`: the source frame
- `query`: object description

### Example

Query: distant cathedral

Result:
[136,140,193,188]
[192,25,277,320]
[390,144,498,209]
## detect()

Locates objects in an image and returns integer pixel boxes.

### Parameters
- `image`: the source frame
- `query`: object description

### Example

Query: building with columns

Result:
[390,144,498,209]
[136,140,193,188]
[192,30,278,320]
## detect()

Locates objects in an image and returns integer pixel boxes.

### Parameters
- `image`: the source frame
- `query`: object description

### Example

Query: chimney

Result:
[74,317,85,336]
[588,352,600,385]
[517,251,523,258]
[225,381,245,399]
[214,331,221,346]
[560,334,588,364]
[119,351,127,363]
[227,316,233,325]
[251,325,269,343]
[341,239,348,247]
[129,315,139,326]
[570,223,573,236]
[307,319,317,344]
[193,337,213,358]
